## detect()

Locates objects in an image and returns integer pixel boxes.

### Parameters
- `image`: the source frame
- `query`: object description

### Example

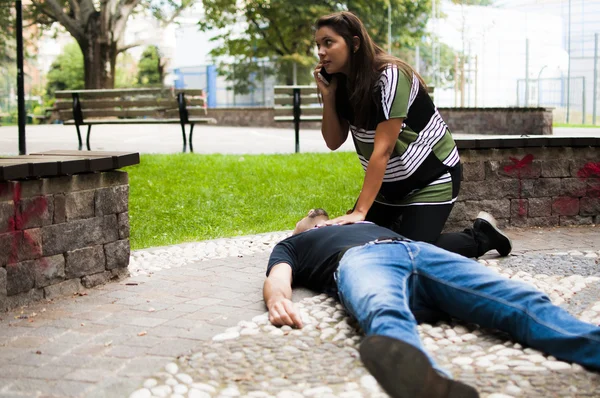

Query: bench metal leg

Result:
[189,124,195,153]
[86,125,92,151]
[180,124,188,153]
[75,125,83,150]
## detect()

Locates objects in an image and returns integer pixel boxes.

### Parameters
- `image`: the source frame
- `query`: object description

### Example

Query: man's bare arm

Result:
[263,263,303,328]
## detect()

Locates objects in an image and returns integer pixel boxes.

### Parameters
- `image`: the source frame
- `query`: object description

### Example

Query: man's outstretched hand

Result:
[268,297,303,329]
[323,211,366,226]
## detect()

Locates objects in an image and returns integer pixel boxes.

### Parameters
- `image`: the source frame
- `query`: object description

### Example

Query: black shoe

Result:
[359,335,479,398]
[473,211,512,257]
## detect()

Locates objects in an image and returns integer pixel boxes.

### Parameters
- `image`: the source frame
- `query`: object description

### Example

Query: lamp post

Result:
[537,65,547,107]
[15,0,26,155]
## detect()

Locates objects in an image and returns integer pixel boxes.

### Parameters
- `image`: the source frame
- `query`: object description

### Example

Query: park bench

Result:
[54,88,216,153]
[272,85,434,153]
[273,85,322,153]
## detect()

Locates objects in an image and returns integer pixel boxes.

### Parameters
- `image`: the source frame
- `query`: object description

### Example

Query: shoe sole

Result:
[476,211,513,257]
[359,335,479,398]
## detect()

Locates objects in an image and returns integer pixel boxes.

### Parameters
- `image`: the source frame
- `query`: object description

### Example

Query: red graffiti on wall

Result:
[577,162,600,197]
[503,154,534,216]
[552,162,600,215]
[1,182,47,265]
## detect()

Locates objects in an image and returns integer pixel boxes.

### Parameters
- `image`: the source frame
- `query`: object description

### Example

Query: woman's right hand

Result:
[314,62,337,98]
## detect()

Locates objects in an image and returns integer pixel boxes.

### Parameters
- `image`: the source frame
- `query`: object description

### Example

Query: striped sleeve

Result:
[375,65,413,124]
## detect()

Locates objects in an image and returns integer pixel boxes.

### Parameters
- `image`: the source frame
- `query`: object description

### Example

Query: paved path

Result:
[1,124,600,156]
[1,226,599,397]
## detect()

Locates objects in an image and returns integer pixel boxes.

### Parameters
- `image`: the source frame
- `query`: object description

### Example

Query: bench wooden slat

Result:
[274,107,323,117]
[274,96,321,106]
[31,150,141,169]
[63,117,216,125]
[274,115,323,122]
[56,88,169,99]
[0,158,60,178]
[274,86,318,95]
[0,162,29,181]
[55,98,206,111]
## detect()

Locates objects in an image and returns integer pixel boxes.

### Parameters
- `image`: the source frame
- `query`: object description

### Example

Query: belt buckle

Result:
[374,236,401,244]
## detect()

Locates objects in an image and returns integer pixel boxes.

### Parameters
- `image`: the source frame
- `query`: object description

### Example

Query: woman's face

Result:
[315,26,351,75]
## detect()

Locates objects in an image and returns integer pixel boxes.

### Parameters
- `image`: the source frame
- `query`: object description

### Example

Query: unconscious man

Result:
[263,209,600,398]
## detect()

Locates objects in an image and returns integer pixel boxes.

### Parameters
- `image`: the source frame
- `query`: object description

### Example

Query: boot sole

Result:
[359,335,479,398]
[476,211,513,257]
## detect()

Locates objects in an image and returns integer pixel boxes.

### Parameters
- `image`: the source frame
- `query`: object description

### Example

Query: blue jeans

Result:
[335,240,600,373]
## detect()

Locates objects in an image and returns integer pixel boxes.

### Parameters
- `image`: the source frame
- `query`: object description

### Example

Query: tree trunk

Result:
[79,11,114,89]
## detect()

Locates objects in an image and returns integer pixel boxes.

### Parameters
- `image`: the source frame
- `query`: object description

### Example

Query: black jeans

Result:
[365,164,487,258]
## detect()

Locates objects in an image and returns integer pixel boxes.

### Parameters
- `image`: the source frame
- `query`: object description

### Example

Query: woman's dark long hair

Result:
[315,11,426,127]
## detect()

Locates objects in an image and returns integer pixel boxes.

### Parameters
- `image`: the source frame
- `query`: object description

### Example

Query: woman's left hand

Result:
[323,211,366,226]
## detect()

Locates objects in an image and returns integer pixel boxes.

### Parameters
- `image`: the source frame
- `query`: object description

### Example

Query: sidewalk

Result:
[1,226,599,397]
[2,124,600,156]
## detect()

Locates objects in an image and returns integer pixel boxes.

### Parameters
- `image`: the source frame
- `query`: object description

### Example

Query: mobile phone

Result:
[318,67,333,86]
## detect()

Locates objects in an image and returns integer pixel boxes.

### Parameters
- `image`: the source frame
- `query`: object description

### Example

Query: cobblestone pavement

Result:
[1,226,599,398]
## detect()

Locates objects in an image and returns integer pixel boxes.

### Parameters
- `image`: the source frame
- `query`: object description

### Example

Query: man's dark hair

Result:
[308,208,328,218]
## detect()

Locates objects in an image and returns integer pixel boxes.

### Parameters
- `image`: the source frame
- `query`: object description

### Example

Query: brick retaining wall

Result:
[206,107,553,135]
[0,171,130,311]
[446,145,600,231]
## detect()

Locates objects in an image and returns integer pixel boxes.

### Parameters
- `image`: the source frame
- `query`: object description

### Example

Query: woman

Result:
[314,11,510,258]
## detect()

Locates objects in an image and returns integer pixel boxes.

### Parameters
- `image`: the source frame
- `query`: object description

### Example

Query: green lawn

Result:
[552,123,599,128]
[128,152,363,250]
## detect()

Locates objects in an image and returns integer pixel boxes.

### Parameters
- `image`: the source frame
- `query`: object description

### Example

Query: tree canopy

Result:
[27,0,194,89]
[137,45,164,86]
[199,0,433,93]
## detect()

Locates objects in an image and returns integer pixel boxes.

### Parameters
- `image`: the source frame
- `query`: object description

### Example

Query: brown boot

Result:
[359,335,479,398]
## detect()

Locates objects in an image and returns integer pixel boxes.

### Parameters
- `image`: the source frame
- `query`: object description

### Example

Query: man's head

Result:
[292,208,329,235]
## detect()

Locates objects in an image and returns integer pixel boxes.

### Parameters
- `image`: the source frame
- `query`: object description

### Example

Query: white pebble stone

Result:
[505,385,522,395]
[188,389,211,398]
[461,333,478,341]
[165,363,179,374]
[170,394,185,398]
[212,331,240,341]
[238,321,259,329]
[445,329,456,337]
[303,386,333,396]
[571,363,585,372]
[191,383,216,393]
[166,378,178,386]
[514,365,547,372]
[452,357,473,366]
[360,375,380,391]
[129,389,151,398]
[487,394,515,398]
[506,360,534,367]
[339,392,363,398]
[523,354,546,363]
[173,384,188,394]
[542,360,572,371]
[344,382,359,391]
[220,386,241,396]
[247,392,271,398]
[240,328,260,336]
[281,325,293,332]
[143,379,158,389]
[475,359,493,367]
[276,391,303,398]
[496,348,522,357]
[176,374,193,385]
[252,314,269,324]
[150,385,172,397]
[488,365,509,371]
[453,325,469,334]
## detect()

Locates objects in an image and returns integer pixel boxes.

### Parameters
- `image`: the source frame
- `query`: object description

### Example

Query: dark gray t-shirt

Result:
[267,223,404,294]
